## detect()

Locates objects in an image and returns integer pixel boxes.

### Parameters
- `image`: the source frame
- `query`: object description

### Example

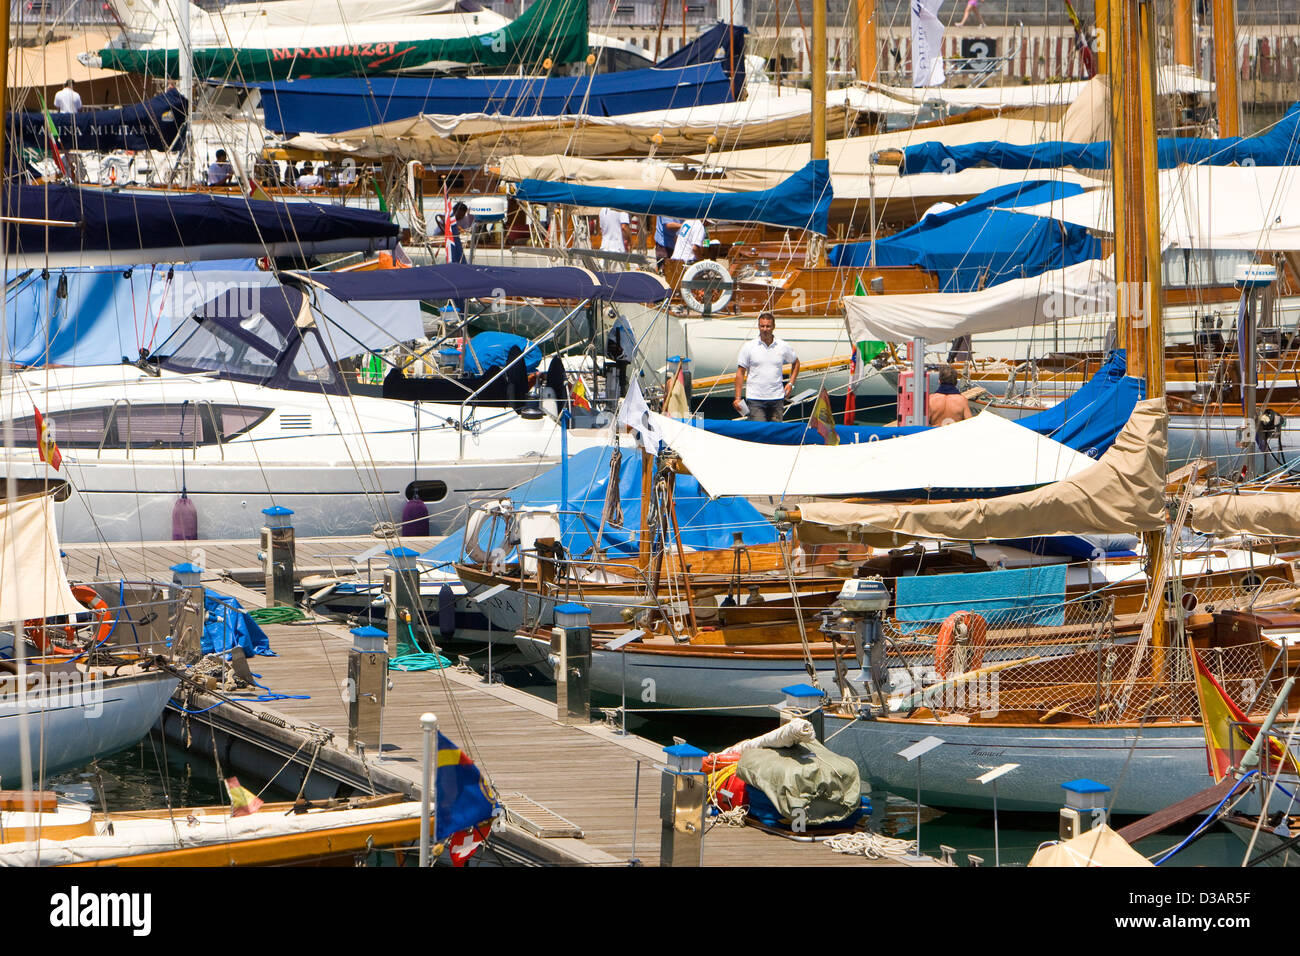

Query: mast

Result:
[809,0,827,266]
[1211,0,1240,136]
[1108,0,1167,665]
[1174,0,1195,69]
[178,0,194,184]
[856,0,876,84]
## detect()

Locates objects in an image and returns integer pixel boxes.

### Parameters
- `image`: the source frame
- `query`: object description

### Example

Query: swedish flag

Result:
[436,732,500,842]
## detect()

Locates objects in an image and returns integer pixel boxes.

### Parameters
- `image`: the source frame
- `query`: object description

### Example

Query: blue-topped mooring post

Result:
[347,625,389,752]
[384,547,424,657]
[553,603,591,725]
[1059,777,1111,840]
[170,562,205,664]
[260,505,295,608]
[659,742,708,867]
[780,682,826,740]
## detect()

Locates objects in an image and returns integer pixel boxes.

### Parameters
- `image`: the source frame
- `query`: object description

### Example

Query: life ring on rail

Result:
[71,585,114,646]
[934,610,987,679]
[679,260,733,314]
[22,619,78,655]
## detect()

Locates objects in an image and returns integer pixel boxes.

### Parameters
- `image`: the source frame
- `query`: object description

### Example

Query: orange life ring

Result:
[22,619,78,655]
[71,585,114,646]
[934,610,987,679]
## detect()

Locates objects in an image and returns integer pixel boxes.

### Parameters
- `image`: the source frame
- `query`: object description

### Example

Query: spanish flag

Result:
[571,377,592,411]
[810,386,839,446]
[33,406,61,471]
[225,776,265,817]
[1193,648,1298,781]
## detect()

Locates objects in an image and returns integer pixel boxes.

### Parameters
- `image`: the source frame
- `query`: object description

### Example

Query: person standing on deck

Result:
[929,364,972,425]
[733,312,800,422]
[54,79,81,114]
[599,207,631,256]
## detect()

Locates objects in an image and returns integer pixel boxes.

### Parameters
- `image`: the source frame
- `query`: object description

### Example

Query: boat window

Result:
[217,405,272,439]
[8,408,107,447]
[160,315,281,379]
[405,480,448,503]
[115,404,204,446]
[286,329,338,386]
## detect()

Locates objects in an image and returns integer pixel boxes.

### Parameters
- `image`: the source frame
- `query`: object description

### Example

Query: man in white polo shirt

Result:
[733,312,800,421]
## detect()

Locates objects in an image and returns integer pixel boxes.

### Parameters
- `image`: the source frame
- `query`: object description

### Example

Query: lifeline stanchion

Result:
[420,712,438,867]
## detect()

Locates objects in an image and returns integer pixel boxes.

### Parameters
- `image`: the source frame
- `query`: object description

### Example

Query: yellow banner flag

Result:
[811,386,839,445]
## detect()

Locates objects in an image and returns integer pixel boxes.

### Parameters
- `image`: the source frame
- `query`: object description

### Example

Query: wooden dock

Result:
[64,534,936,867]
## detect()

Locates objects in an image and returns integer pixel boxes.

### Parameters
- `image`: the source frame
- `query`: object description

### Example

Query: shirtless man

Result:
[928,364,972,426]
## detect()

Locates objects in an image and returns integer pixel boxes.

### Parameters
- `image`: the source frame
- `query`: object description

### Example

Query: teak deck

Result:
[62,535,935,867]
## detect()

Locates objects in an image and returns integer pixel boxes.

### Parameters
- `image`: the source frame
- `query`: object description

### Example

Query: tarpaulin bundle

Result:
[516,159,833,236]
[899,101,1300,175]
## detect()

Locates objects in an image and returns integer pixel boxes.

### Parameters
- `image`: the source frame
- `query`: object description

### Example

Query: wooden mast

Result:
[1174,0,1196,69]
[1094,0,1109,75]
[1211,0,1241,136]
[1109,0,1167,669]
[809,0,828,266]
[856,0,877,84]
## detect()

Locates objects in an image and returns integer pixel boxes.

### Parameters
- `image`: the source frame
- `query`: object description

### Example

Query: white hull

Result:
[0,670,178,782]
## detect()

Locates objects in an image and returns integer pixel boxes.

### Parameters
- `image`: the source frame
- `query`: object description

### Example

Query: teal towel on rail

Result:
[894,564,1068,634]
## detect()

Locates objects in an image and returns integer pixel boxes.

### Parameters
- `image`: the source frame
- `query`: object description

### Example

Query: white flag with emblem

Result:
[617,380,665,453]
[911,0,946,87]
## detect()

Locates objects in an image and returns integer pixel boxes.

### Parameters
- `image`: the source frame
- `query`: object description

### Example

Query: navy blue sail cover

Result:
[246,58,737,135]
[657,22,746,97]
[7,184,399,262]
[899,101,1300,175]
[13,89,187,153]
[286,262,670,303]
[516,160,833,236]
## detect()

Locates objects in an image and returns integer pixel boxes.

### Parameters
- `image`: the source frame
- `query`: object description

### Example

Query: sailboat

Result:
[0,481,179,782]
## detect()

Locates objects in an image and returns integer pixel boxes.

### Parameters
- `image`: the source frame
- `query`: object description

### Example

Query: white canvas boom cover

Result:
[844,257,1115,343]
[650,409,1098,499]
[794,398,1167,544]
[0,492,84,624]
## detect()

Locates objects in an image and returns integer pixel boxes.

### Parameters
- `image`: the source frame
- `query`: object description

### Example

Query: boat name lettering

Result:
[270,42,402,61]
[50,886,152,936]
[969,748,1005,757]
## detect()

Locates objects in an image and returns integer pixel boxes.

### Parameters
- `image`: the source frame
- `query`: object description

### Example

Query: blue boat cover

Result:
[420,445,778,566]
[4,259,260,366]
[1015,350,1143,457]
[894,564,1067,633]
[829,180,1102,290]
[288,262,670,303]
[247,58,737,136]
[13,89,187,153]
[899,101,1300,175]
[516,160,833,236]
[463,331,542,375]
[202,589,274,657]
[657,22,747,97]
[7,184,398,262]
[696,350,1138,456]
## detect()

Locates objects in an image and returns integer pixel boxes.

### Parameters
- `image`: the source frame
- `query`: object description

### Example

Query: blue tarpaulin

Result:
[516,160,833,236]
[202,590,274,657]
[696,351,1138,456]
[248,58,737,136]
[463,331,543,375]
[829,180,1101,290]
[894,564,1068,633]
[5,260,261,367]
[421,444,777,566]
[899,101,1300,175]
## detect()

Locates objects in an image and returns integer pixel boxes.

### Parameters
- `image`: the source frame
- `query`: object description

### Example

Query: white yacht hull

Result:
[0,669,178,781]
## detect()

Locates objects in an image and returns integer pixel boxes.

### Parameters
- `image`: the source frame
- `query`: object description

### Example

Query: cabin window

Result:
[7,404,271,449]
[405,480,448,504]
[9,407,108,447]
[286,330,337,386]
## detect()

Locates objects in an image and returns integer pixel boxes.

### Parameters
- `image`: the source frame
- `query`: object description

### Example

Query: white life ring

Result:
[680,260,733,314]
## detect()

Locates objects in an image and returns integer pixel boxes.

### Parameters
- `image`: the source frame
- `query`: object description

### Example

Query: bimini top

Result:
[284,263,671,304]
